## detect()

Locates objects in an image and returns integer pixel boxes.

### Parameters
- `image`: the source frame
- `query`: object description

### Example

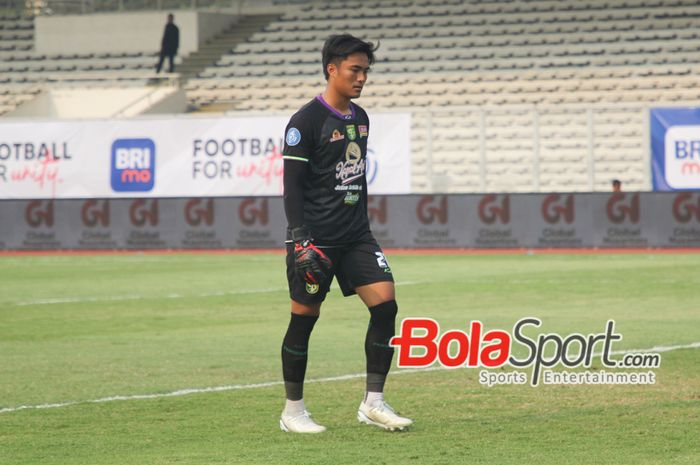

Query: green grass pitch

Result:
[1,252,698,464]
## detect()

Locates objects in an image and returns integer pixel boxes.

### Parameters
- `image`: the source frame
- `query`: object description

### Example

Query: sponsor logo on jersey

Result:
[330,129,345,142]
[336,142,365,185]
[359,125,368,137]
[346,125,357,141]
[345,142,361,163]
[285,127,301,146]
[344,191,360,205]
[111,138,155,192]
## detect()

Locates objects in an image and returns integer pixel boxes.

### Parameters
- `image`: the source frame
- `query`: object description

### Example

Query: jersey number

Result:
[375,252,389,269]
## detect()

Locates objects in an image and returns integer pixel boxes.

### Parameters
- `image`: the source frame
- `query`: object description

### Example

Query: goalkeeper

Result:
[279,34,413,434]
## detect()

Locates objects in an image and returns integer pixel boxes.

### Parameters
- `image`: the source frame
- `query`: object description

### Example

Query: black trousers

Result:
[156,51,175,73]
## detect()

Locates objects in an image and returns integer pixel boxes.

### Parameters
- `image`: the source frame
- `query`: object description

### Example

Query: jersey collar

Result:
[316,94,356,120]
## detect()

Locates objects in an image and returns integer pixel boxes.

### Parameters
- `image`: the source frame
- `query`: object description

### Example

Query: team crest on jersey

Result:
[330,129,345,142]
[358,125,368,138]
[286,127,301,146]
[346,125,357,141]
[305,282,319,294]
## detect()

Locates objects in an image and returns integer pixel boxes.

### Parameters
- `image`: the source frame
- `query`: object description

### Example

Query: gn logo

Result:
[81,200,110,227]
[238,198,268,226]
[25,200,54,228]
[541,194,575,224]
[417,195,448,225]
[111,139,155,192]
[185,199,214,226]
[478,194,510,224]
[606,193,640,224]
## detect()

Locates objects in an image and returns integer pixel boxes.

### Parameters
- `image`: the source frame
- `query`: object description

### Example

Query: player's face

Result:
[328,52,370,99]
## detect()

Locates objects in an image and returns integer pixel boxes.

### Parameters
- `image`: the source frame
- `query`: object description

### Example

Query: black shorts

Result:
[286,235,394,304]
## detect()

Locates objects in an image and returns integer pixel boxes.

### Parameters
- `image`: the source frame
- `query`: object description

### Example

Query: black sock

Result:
[365,300,398,393]
[281,313,318,401]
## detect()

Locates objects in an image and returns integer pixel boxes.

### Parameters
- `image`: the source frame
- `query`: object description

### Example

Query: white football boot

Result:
[358,399,413,431]
[280,409,327,433]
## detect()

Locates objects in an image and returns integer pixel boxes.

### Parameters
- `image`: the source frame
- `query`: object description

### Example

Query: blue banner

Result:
[650,108,700,191]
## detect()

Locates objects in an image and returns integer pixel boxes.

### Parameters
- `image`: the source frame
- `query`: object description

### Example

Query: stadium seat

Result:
[8,2,700,191]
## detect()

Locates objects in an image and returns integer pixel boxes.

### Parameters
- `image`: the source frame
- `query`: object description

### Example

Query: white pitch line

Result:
[12,288,287,307]
[607,341,700,355]
[1,341,698,415]
[10,281,423,307]
[14,295,143,306]
[0,367,442,415]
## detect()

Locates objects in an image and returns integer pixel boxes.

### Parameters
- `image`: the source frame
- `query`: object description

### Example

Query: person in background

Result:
[612,179,622,192]
[156,13,179,73]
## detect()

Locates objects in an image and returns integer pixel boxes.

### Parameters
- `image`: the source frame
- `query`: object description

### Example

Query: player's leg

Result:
[337,241,413,431]
[280,300,325,433]
[167,53,175,73]
[282,301,320,403]
[279,244,335,433]
[355,281,395,395]
[354,281,413,431]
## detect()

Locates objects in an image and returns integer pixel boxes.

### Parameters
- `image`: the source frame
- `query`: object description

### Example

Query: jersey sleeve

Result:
[283,158,307,230]
[282,112,315,163]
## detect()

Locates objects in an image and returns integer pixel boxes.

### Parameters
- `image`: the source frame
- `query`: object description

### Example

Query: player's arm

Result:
[282,122,332,284]
[283,158,306,233]
[283,159,332,285]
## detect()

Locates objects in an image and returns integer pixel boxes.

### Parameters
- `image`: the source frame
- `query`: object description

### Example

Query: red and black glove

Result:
[291,227,332,284]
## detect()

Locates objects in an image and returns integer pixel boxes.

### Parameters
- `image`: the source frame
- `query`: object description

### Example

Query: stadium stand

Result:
[0,12,158,115]
[0,14,39,113]
[0,10,278,116]
[179,0,700,191]
[4,0,700,191]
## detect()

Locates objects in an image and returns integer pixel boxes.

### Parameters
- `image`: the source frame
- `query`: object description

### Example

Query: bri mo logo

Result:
[111,138,155,192]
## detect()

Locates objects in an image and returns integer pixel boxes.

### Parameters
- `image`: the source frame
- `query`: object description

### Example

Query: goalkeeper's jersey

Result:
[282,95,372,245]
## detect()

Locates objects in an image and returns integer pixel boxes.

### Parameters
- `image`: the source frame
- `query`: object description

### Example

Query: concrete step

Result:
[183,56,223,62]
[207,37,251,45]
[177,14,281,84]
[195,101,238,113]
[219,27,265,34]
[202,44,237,51]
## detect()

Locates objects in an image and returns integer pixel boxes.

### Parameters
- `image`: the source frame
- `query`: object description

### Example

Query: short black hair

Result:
[612,179,621,186]
[321,34,378,80]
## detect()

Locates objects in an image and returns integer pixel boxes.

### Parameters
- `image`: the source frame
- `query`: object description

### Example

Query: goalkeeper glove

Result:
[291,226,332,285]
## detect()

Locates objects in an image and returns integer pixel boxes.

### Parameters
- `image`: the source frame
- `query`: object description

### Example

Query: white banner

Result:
[663,126,700,189]
[0,113,411,199]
